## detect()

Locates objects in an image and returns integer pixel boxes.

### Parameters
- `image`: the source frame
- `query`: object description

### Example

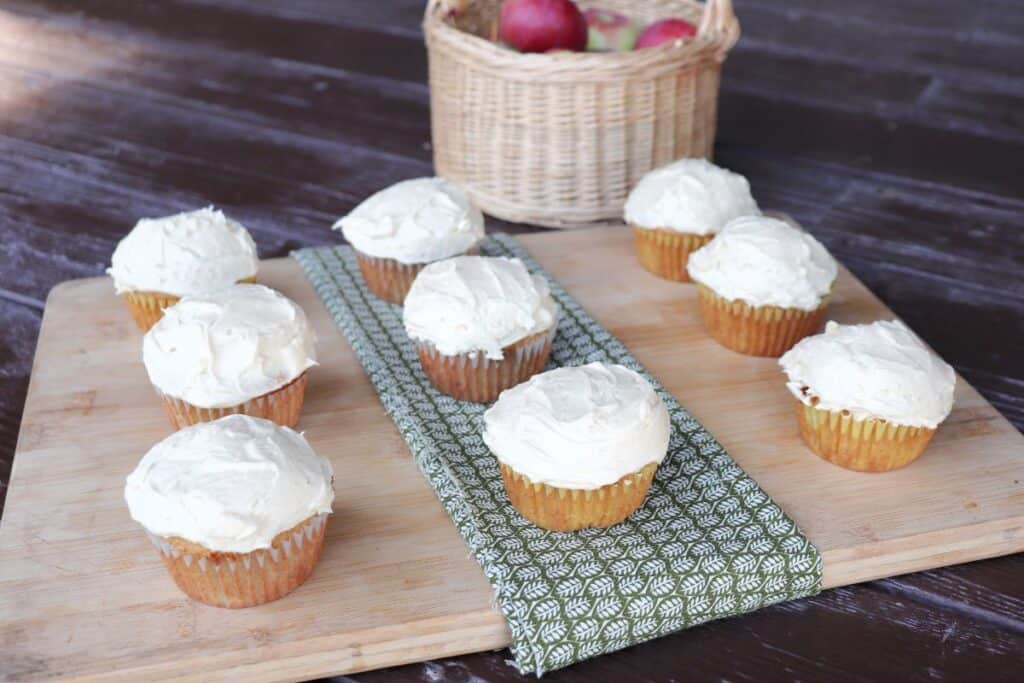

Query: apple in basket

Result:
[498,0,587,53]
[583,8,639,52]
[635,17,698,48]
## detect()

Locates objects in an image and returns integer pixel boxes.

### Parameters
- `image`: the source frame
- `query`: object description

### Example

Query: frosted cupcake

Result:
[483,363,670,531]
[780,320,956,472]
[108,207,258,331]
[125,415,334,607]
[625,159,760,282]
[333,177,485,304]
[404,255,558,402]
[688,216,837,357]
[144,283,317,429]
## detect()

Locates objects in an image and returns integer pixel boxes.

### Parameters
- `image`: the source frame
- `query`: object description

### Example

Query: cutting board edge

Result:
[0,608,510,683]
[820,514,1024,588]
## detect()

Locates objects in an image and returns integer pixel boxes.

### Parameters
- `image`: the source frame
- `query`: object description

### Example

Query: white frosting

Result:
[779,320,956,428]
[403,256,558,360]
[482,363,671,489]
[125,415,334,553]
[144,284,317,409]
[108,207,258,296]
[624,158,760,234]
[687,216,838,310]
[333,177,485,264]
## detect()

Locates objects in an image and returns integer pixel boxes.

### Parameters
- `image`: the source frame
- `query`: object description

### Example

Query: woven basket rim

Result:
[424,0,739,73]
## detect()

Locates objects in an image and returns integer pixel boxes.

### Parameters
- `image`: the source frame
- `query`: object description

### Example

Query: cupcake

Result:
[333,177,485,304]
[125,415,334,608]
[483,363,670,531]
[687,216,837,357]
[625,158,760,282]
[779,320,956,472]
[403,255,558,402]
[108,207,259,331]
[144,283,317,429]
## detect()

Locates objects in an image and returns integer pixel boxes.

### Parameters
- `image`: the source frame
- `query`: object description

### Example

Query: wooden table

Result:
[0,1,1020,681]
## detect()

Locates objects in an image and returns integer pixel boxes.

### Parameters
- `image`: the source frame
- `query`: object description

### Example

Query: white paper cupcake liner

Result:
[415,324,557,402]
[146,513,328,608]
[153,371,308,430]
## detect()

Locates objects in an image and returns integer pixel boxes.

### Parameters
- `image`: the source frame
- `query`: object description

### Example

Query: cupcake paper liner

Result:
[795,399,937,472]
[415,325,556,403]
[156,371,309,430]
[500,462,659,532]
[147,513,328,608]
[121,276,257,332]
[631,225,713,282]
[122,291,181,332]
[354,251,427,305]
[696,284,829,357]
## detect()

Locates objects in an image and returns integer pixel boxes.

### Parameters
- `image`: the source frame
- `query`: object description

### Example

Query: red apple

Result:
[499,0,588,53]
[635,18,697,49]
[584,8,639,52]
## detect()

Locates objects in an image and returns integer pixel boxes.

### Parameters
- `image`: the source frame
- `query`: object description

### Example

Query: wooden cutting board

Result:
[2,226,1022,682]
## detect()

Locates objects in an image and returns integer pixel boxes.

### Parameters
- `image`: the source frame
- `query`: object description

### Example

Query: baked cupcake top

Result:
[125,415,334,553]
[333,177,485,264]
[143,284,317,409]
[403,255,558,360]
[624,158,760,234]
[687,216,838,310]
[483,362,670,489]
[779,320,956,428]
[107,207,258,296]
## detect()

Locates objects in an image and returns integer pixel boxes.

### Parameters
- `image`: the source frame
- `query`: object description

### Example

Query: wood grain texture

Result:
[0,0,1021,680]
[2,228,1022,681]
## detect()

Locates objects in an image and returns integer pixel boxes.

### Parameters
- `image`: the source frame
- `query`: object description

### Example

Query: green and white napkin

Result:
[293,235,821,675]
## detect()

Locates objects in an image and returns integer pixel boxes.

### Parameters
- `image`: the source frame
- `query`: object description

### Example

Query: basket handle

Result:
[699,0,740,58]
[427,0,469,15]
[426,1,739,58]
[430,0,737,31]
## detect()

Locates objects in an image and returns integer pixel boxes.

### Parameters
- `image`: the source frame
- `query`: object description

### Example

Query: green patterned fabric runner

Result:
[292,235,821,675]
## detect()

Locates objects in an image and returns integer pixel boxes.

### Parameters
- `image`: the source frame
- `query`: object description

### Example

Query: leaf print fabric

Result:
[293,235,821,675]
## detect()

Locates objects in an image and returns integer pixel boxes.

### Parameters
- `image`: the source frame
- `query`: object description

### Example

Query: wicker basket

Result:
[424,0,740,227]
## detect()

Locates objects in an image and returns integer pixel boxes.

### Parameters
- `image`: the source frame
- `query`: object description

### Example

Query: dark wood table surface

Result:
[1,1,1021,680]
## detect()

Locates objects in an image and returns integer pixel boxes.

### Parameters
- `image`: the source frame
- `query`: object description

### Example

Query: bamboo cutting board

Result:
[2,227,1022,682]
